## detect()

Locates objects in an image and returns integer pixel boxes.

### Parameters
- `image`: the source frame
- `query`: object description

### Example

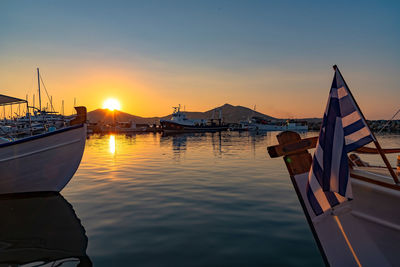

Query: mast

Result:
[37,68,42,111]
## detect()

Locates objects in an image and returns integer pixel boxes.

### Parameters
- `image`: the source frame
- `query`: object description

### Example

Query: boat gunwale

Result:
[350,172,400,191]
[0,123,84,148]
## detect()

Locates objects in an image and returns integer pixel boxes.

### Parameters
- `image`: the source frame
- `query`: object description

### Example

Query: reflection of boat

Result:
[0,192,91,266]
[160,105,228,133]
[241,117,308,132]
[0,106,87,195]
[268,66,400,266]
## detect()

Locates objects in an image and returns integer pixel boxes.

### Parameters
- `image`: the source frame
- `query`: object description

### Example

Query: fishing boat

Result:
[267,65,400,266]
[0,192,91,266]
[160,105,228,133]
[241,117,308,132]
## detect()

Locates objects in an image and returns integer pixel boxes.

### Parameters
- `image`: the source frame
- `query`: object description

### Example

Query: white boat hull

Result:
[350,168,400,265]
[0,124,86,195]
[251,123,308,131]
[289,168,400,266]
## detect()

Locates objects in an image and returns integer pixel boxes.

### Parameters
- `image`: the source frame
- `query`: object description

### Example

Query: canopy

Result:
[0,94,27,106]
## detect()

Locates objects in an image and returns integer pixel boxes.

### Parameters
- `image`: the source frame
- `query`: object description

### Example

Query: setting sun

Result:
[103,98,121,111]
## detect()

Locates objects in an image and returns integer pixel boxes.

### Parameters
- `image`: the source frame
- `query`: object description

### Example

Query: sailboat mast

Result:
[37,68,42,111]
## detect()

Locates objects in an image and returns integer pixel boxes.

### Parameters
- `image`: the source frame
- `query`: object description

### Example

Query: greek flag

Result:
[307,68,375,216]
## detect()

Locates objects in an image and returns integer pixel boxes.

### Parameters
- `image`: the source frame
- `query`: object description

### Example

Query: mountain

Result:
[206,103,275,122]
[87,109,160,124]
[87,104,276,124]
[159,104,275,122]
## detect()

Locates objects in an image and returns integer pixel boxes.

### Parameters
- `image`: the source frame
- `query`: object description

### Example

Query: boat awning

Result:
[0,94,27,106]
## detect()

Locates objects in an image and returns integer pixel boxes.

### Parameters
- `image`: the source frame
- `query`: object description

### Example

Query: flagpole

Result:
[333,65,399,184]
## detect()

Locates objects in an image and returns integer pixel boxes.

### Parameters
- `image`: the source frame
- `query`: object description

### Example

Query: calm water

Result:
[58,131,399,266]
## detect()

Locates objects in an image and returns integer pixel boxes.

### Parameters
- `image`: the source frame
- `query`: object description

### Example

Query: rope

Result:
[377,108,400,134]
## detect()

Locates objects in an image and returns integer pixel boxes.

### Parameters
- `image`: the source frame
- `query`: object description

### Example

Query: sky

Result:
[0,0,399,119]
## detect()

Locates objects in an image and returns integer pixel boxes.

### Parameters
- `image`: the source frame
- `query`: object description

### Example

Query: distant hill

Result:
[87,109,160,124]
[87,104,276,124]
[159,104,276,123]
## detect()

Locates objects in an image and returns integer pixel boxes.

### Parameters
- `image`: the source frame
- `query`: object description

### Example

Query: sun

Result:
[103,98,121,111]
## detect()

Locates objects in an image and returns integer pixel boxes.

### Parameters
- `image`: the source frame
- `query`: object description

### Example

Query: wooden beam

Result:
[275,131,313,176]
[268,133,400,157]
[355,147,400,154]
[268,135,318,158]
[350,173,400,191]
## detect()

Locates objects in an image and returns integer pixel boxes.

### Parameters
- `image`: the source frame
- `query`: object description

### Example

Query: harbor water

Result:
[58,131,399,266]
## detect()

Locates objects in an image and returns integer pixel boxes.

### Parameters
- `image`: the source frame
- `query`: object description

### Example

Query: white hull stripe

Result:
[0,139,81,163]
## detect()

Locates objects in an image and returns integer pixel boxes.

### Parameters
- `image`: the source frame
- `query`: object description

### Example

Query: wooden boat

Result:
[0,106,87,195]
[0,192,91,266]
[267,66,400,266]
[0,68,87,195]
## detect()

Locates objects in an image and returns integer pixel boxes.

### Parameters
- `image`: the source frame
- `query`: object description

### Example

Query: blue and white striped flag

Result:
[307,68,375,216]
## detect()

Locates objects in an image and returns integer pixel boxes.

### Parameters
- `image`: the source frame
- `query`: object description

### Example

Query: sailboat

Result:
[0,68,87,195]
[267,66,400,266]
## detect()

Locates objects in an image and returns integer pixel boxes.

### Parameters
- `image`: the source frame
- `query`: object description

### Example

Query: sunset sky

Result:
[1,0,399,119]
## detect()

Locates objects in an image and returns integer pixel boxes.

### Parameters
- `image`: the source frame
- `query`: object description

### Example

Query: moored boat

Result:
[160,105,228,133]
[0,68,87,195]
[0,105,87,195]
[242,116,308,132]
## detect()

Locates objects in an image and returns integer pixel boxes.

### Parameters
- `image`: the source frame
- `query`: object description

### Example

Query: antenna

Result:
[61,100,64,115]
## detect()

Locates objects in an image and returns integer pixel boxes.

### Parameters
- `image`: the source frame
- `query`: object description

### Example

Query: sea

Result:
[37,131,400,266]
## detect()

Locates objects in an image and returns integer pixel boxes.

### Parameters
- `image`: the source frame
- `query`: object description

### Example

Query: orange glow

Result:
[109,134,116,154]
[0,64,395,120]
[103,98,121,111]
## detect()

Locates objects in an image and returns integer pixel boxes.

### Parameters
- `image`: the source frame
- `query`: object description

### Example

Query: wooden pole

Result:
[334,65,399,184]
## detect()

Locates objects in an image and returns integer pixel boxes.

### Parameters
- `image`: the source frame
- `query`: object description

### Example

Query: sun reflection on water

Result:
[109,135,116,154]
